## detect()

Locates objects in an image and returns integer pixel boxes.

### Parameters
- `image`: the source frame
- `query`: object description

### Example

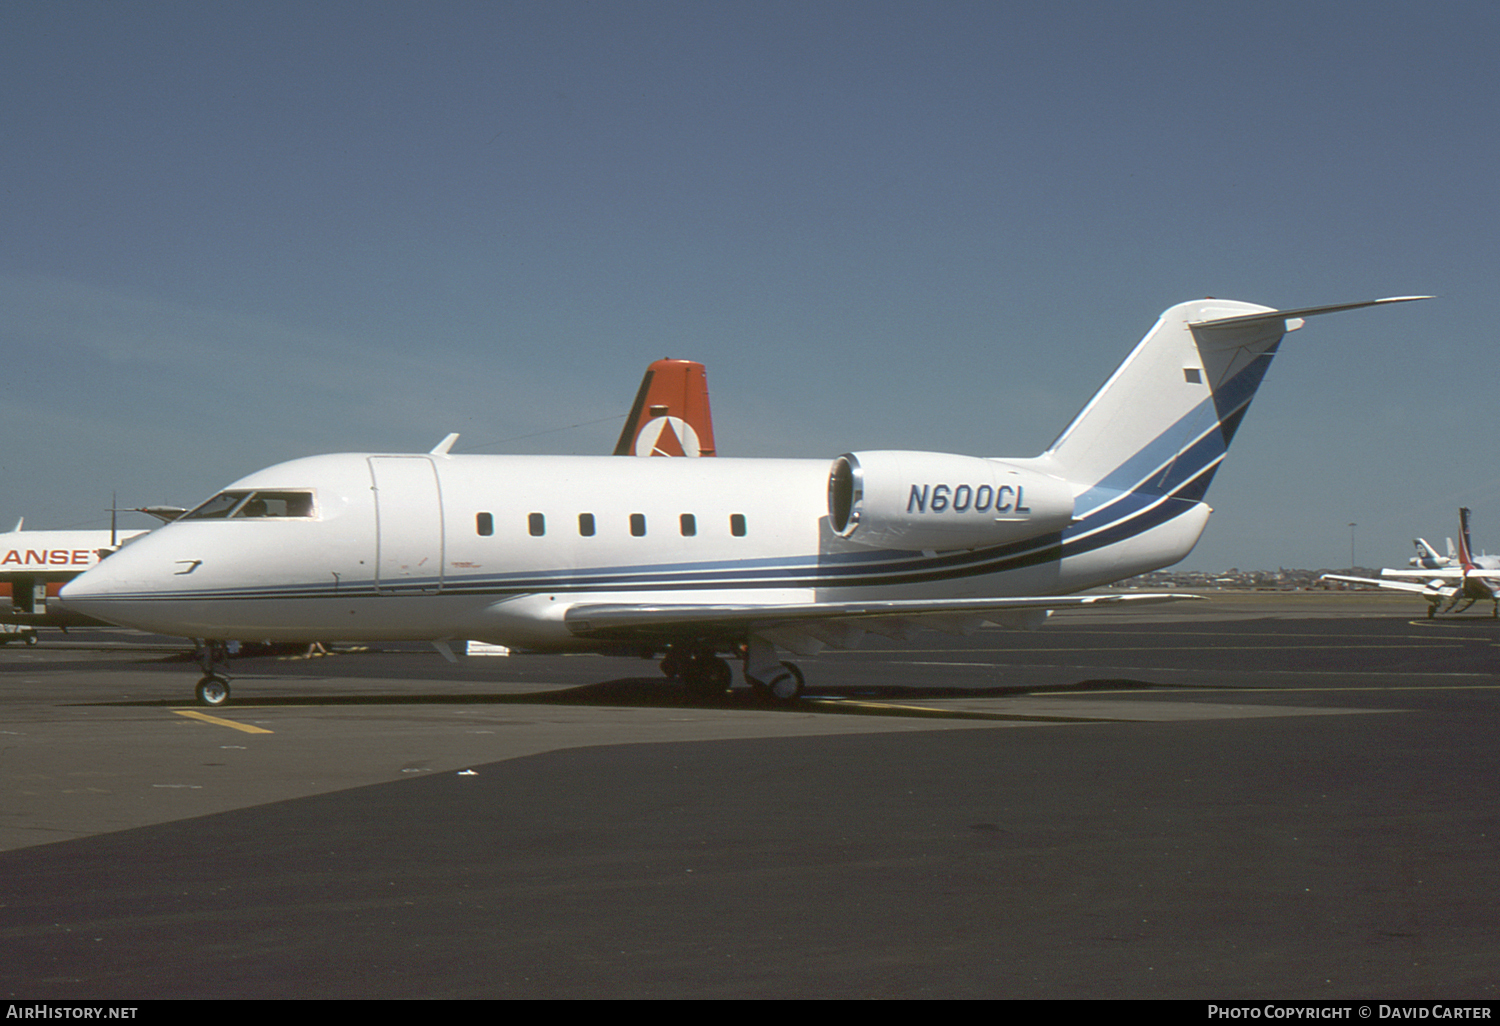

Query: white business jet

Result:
[61,296,1428,706]
[0,361,696,652]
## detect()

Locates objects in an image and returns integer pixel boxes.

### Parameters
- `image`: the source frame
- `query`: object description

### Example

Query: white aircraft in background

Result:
[1324,507,1500,618]
[61,296,1428,706]
[1409,537,1455,569]
[0,511,175,639]
[1,521,147,639]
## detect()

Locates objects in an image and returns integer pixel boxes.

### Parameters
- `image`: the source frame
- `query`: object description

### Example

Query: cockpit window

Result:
[183,491,251,520]
[235,491,315,518]
[183,490,316,520]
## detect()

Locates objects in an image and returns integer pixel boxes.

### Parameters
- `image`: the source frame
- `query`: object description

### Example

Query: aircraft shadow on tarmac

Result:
[85,674,1165,719]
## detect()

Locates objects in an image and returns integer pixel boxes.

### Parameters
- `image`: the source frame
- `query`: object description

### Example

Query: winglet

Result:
[430,433,461,456]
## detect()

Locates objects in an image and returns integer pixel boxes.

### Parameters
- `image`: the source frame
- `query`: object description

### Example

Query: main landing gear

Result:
[748,661,804,703]
[744,636,804,702]
[193,640,232,707]
[660,646,734,697]
[657,642,805,703]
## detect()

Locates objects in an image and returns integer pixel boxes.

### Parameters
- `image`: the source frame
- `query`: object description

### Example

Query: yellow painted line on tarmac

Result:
[810,698,953,714]
[829,642,1469,656]
[173,710,274,734]
[1074,683,1500,694]
[804,698,1106,723]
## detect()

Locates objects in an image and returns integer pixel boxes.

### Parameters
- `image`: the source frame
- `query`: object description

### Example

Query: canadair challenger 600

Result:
[61,297,1427,706]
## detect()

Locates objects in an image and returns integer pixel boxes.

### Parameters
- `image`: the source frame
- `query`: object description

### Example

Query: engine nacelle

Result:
[827,451,1074,551]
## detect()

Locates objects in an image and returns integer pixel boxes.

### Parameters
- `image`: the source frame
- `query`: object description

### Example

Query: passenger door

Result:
[368,456,445,594]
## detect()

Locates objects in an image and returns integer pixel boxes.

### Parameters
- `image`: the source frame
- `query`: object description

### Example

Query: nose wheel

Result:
[195,674,231,707]
[193,639,233,706]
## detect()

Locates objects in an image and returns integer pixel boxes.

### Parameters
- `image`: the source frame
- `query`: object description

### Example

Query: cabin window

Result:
[476,512,493,536]
[730,513,747,537]
[578,513,595,537]
[680,513,696,537]
[528,513,546,537]
[630,513,647,537]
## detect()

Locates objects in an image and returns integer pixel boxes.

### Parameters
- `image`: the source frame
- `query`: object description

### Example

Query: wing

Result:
[1381,564,1500,581]
[565,592,1200,656]
[1321,574,1453,597]
[1380,567,1462,580]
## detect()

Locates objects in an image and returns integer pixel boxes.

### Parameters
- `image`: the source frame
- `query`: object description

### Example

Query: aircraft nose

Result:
[59,558,126,609]
[58,544,171,630]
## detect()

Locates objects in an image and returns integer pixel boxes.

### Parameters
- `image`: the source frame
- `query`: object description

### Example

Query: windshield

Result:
[183,490,316,520]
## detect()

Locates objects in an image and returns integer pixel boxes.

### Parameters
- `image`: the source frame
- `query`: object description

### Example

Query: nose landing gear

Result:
[193,640,232,706]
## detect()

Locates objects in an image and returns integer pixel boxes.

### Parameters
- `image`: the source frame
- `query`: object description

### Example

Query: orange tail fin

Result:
[614,359,717,457]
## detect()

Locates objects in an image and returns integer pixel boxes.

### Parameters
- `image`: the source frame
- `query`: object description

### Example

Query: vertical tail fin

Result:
[1412,538,1450,568]
[1043,297,1431,520]
[1044,299,1284,512]
[613,359,718,457]
[1458,507,1476,572]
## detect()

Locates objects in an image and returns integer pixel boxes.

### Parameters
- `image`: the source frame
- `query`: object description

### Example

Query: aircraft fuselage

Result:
[57,451,1205,646]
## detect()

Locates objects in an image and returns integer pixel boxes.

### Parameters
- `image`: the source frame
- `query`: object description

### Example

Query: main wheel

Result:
[195,675,231,707]
[750,661,804,703]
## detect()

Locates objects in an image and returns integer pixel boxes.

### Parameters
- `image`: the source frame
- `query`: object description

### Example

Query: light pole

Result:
[1349,522,1357,570]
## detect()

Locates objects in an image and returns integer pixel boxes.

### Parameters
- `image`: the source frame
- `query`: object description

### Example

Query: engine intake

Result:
[828,451,1074,551]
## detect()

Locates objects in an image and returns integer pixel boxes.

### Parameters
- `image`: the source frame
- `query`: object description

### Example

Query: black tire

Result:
[681,652,732,696]
[196,676,231,707]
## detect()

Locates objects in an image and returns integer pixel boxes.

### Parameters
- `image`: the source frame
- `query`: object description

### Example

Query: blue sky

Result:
[3,0,1497,570]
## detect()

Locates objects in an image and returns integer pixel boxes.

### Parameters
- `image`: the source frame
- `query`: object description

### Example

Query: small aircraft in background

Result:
[1323,508,1500,618]
[61,295,1428,706]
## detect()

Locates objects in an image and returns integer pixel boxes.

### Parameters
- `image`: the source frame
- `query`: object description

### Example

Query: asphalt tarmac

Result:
[1,590,1497,999]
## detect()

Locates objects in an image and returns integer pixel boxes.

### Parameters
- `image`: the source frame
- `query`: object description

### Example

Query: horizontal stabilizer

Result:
[1189,295,1433,330]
